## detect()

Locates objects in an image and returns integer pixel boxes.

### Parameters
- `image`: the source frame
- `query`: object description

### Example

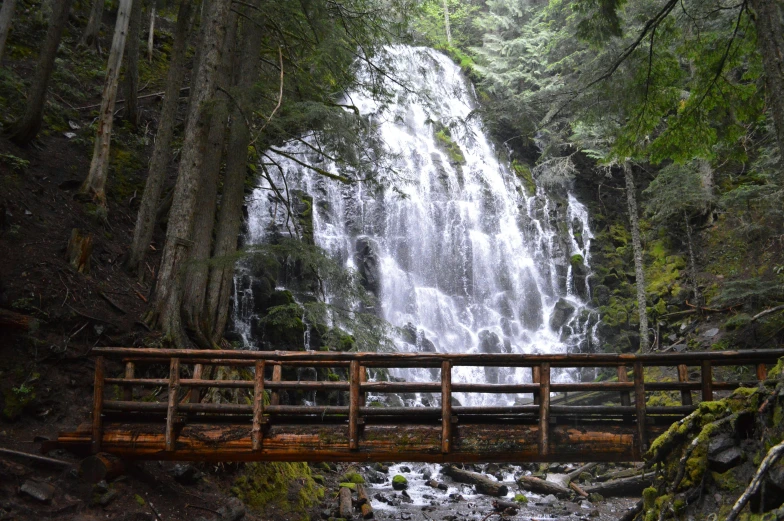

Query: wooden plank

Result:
[252,361,265,451]
[633,362,647,452]
[93,347,784,365]
[349,360,360,450]
[757,363,768,381]
[677,364,692,406]
[441,360,452,454]
[701,360,713,402]
[189,363,203,403]
[123,362,134,401]
[617,365,631,406]
[532,366,541,405]
[539,362,550,457]
[56,422,655,463]
[91,356,105,454]
[270,364,282,406]
[165,358,180,452]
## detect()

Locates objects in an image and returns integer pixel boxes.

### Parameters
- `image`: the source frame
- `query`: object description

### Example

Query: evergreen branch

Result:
[267,147,352,183]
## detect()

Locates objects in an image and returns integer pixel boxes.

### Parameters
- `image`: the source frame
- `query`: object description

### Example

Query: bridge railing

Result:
[89,348,784,457]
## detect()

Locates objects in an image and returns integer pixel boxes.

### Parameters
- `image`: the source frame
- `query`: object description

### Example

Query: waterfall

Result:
[233,45,596,406]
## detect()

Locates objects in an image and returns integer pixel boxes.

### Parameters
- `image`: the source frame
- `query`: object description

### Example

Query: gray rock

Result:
[549,298,576,331]
[703,328,720,338]
[19,480,55,503]
[195,498,245,521]
[708,435,736,456]
[539,494,558,505]
[355,236,381,297]
[708,446,743,473]
[170,463,204,485]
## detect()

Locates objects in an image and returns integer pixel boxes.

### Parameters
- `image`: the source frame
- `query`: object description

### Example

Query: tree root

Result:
[726,439,784,521]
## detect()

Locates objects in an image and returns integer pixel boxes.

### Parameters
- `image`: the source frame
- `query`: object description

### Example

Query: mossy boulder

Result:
[340,472,365,484]
[231,462,324,521]
[392,475,408,490]
[514,493,528,504]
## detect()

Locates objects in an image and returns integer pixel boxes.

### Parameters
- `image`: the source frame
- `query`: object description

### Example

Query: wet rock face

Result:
[355,236,381,298]
[550,298,576,331]
[478,330,505,383]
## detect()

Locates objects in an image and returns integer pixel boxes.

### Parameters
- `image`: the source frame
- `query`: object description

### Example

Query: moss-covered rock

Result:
[340,472,365,484]
[392,474,408,490]
[232,462,324,521]
[514,493,528,504]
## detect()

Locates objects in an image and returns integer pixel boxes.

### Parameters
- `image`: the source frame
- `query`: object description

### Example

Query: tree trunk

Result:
[126,0,194,274]
[624,163,649,352]
[181,11,238,346]
[206,3,264,342]
[146,0,232,347]
[748,0,784,165]
[9,0,73,146]
[146,3,155,62]
[684,212,701,306]
[80,0,104,48]
[442,465,508,496]
[123,0,144,128]
[79,0,133,205]
[443,0,451,45]
[0,0,18,64]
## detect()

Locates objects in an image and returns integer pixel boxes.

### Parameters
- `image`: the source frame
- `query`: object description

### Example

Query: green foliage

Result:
[711,278,784,307]
[0,153,30,172]
[643,162,713,224]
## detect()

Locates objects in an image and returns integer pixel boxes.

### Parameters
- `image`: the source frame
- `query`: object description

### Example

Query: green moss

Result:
[312,474,326,485]
[433,125,466,165]
[392,474,408,490]
[340,472,365,484]
[513,493,528,504]
[134,494,146,507]
[511,160,536,196]
[643,487,658,510]
[711,468,744,492]
[339,482,357,490]
[570,254,585,267]
[724,313,752,331]
[232,462,324,521]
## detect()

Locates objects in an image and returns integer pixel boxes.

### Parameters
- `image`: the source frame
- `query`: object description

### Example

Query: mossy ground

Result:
[231,462,325,521]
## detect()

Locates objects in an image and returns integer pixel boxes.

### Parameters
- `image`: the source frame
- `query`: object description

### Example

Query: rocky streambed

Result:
[320,462,641,521]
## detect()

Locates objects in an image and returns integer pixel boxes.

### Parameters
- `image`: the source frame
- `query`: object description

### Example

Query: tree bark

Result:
[146,3,155,62]
[442,465,508,496]
[206,2,264,342]
[624,163,649,352]
[748,0,784,165]
[516,475,571,497]
[80,0,104,48]
[181,11,238,346]
[684,212,701,306]
[126,0,194,274]
[79,0,134,205]
[9,0,73,146]
[123,0,144,128]
[0,0,18,64]
[146,0,232,347]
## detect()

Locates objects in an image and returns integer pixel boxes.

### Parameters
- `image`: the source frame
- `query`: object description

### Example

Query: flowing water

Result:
[234,45,596,405]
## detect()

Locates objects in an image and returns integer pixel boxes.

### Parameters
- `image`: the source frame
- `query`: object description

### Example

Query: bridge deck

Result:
[53,348,784,463]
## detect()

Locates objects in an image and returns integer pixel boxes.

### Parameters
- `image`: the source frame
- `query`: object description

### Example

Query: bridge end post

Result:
[91,356,105,454]
[252,360,266,451]
[165,358,180,452]
[349,360,360,451]
[633,362,647,453]
[538,362,550,458]
[677,364,693,406]
[441,360,452,454]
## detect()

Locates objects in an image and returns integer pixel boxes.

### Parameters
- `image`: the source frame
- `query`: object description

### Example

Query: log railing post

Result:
[165,357,180,452]
[441,360,452,454]
[532,365,541,405]
[633,362,647,452]
[757,363,768,382]
[270,364,282,406]
[252,360,265,451]
[91,356,105,454]
[123,361,134,401]
[349,360,360,451]
[538,362,550,457]
[617,364,631,406]
[701,361,713,402]
[189,363,203,403]
[360,365,367,407]
[678,364,693,406]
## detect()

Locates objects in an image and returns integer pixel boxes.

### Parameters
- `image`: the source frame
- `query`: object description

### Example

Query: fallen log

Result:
[338,486,353,519]
[80,453,125,483]
[517,475,570,497]
[595,465,644,482]
[493,499,519,514]
[0,448,71,468]
[566,462,598,483]
[442,465,508,496]
[0,308,38,331]
[356,484,373,519]
[583,473,655,497]
[569,481,589,498]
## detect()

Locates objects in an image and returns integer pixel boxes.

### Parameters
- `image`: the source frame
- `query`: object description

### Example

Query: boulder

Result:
[519,268,544,330]
[355,236,381,297]
[19,479,55,503]
[170,464,204,485]
[392,475,408,490]
[549,298,576,331]
[708,447,743,473]
[708,436,736,457]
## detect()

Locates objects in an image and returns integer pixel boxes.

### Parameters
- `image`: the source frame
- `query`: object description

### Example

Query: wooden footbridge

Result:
[54,348,783,463]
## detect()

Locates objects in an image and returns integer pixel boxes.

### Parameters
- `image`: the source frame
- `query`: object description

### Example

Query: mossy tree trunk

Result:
[79,0,133,205]
[684,212,701,306]
[182,11,239,347]
[206,0,265,342]
[0,0,18,63]
[624,163,649,352]
[126,0,194,274]
[146,0,232,347]
[146,1,155,63]
[122,0,144,128]
[9,0,74,146]
[443,0,451,45]
[80,0,104,49]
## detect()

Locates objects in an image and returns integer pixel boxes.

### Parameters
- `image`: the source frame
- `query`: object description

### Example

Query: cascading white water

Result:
[235,45,596,406]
